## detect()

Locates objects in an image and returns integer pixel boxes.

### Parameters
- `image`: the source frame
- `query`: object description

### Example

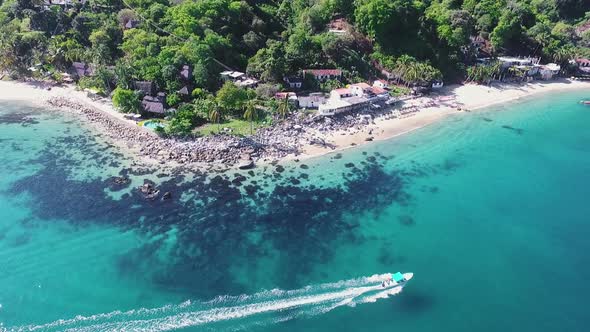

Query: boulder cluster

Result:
[46,96,380,166]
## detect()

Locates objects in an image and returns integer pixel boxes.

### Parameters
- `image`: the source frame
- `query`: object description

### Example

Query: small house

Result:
[72,62,93,78]
[298,93,326,109]
[142,93,166,114]
[303,69,342,82]
[221,71,245,81]
[538,63,560,80]
[180,65,192,81]
[349,83,373,97]
[373,80,389,89]
[178,86,190,96]
[134,81,156,96]
[236,78,259,88]
[124,19,140,29]
[284,76,304,89]
[576,58,590,68]
[330,88,353,100]
[275,92,298,101]
[328,18,349,34]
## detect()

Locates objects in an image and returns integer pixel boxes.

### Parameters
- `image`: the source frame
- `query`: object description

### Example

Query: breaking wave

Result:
[8,273,406,332]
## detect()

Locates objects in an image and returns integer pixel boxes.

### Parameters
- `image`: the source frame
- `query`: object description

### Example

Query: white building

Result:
[319,83,388,116]
[538,63,560,80]
[373,80,389,89]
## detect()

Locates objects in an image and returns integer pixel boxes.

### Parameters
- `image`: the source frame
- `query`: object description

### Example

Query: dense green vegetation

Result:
[0,0,589,135]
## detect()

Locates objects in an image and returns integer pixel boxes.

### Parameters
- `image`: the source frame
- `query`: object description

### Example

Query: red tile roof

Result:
[350,83,371,89]
[333,88,351,95]
[371,86,387,95]
[275,92,297,99]
[304,69,342,76]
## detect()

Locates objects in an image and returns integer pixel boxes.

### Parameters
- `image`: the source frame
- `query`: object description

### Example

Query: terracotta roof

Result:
[275,92,297,99]
[350,83,371,89]
[333,88,351,95]
[371,86,387,95]
[304,69,342,76]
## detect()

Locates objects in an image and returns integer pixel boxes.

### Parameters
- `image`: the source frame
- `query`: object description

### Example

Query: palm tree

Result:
[404,62,420,87]
[208,104,222,133]
[277,96,290,120]
[243,100,259,135]
[394,55,414,84]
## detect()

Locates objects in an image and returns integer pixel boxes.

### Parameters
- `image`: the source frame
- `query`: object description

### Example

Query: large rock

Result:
[238,159,255,170]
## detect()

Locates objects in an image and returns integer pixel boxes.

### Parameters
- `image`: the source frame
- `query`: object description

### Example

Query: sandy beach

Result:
[1,79,589,165]
[300,79,590,158]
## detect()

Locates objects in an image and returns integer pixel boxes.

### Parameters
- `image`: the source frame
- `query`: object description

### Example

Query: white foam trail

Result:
[10,273,405,332]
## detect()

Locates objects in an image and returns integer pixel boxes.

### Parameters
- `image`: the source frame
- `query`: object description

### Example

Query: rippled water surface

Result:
[1,90,589,331]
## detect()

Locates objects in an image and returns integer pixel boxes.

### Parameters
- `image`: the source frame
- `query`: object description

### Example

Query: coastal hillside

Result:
[1,0,589,135]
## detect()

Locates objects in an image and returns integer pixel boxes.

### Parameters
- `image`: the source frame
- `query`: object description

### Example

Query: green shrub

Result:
[112,88,141,113]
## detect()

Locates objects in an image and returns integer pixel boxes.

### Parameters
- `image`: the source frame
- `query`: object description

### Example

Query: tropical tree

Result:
[112,88,141,113]
[276,97,291,119]
[208,104,222,133]
[242,100,259,135]
[216,81,249,115]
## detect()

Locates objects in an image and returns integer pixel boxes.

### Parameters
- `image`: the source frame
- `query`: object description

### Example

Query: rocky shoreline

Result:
[45,96,379,167]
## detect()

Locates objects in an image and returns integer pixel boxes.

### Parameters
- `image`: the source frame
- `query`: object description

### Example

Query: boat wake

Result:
[8,273,407,332]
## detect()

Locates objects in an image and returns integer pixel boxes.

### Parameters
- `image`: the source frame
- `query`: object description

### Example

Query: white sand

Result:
[0,80,137,124]
[1,79,589,163]
[300,79,590,159]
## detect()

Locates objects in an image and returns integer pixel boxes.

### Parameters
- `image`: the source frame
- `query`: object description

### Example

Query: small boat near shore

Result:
[579,100,590,105]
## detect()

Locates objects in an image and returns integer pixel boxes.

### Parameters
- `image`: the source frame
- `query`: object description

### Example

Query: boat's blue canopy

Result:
[393,272,404,282]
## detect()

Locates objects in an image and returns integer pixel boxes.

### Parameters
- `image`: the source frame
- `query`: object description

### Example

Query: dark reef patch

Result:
[0,112,40,126]
[6,130,418,297]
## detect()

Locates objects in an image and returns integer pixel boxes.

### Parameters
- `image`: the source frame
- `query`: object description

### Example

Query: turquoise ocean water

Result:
[1,89,589,331]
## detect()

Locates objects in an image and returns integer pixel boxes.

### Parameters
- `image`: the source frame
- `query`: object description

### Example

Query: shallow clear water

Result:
[0,90,589,331]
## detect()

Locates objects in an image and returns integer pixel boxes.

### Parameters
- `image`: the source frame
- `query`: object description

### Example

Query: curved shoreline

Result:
[297,79,590,160]
[0,79,588,168]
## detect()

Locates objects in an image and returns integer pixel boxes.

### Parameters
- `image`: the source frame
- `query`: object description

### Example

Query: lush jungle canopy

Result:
[1,0,589,134]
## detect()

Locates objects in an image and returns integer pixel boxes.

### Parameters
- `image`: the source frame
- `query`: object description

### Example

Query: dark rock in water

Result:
[501,125,524,135]
[139,181,160,200]
[344,163,355,168]
[289,178,301,185]
[244,185,259,195]
[362,152,367,155]
[367,156,376,162]
[112,176,130,186]
[275,165,285,173]
[238,160,255,170]
[162,192,172,200]
[483,118,493,122]
[248,171,255,176]
[398,215,415,227]
[333,153,343,160]
[300,164,309,170]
